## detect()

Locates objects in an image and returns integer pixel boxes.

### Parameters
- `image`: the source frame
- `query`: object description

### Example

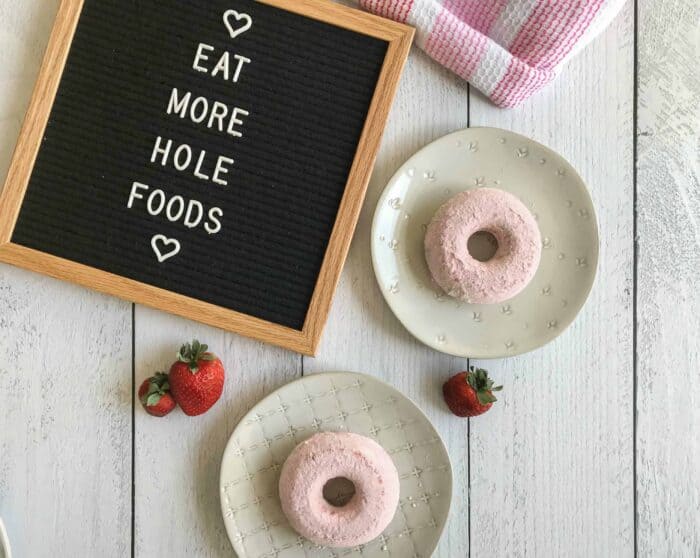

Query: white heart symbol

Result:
[151,235,181,263]
[223,10,252,39]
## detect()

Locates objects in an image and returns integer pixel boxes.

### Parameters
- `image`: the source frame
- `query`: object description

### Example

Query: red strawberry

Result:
[168,340,225,416]
[138,372,177,417]
[443,368,503,417]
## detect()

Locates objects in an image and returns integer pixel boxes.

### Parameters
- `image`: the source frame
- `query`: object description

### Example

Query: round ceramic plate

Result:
[372,127,599,358]
[220,372,452,558]
[0,517,10,558]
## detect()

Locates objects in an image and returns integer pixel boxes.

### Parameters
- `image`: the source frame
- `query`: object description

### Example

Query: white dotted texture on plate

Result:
[220,372,452,558]
[371,127,599,358]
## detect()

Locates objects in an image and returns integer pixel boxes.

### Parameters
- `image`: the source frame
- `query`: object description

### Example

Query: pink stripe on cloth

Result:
[424,8,488,82]
[360,0,624,108]
[510,1,607,69]
[442,0,508,36]
[491,59,556,108]
[359,0,414,23]
[539,1,607,68]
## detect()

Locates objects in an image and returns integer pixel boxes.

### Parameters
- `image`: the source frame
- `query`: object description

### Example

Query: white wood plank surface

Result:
[133,307,300,557]
[467,5,636,557]
[0,3,133,556]
[304,46,472,558]
[637,0,700,555]
[305,9,472,558]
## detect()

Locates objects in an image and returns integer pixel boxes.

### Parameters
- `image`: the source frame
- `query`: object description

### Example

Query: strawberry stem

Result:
[140,372,170,406]
[466,367,503,406]
[177,339,216,373]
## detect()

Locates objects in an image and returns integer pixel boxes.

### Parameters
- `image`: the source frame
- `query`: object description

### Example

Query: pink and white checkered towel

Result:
[360,0,626,107]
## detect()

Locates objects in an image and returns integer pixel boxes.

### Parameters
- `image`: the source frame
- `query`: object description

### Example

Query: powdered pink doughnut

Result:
[424,188,541,304]
[279,432,400,548]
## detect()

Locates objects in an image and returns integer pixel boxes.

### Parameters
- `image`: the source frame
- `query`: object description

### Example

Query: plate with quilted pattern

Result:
[220,372,452,558]
[372,127,599,358]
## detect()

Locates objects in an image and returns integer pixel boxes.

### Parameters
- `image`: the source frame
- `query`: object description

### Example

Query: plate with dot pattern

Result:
[371,127,599,358]
[220,372,452,558]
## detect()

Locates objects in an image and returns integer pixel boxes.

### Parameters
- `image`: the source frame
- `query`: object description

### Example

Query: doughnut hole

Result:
[322,477,356,507]
[467,230,499,262]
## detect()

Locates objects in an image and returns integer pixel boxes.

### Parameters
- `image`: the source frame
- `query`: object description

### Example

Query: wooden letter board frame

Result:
[0,0,414,355]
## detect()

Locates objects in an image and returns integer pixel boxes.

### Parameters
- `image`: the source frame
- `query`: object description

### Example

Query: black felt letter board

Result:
[11,0,388,331]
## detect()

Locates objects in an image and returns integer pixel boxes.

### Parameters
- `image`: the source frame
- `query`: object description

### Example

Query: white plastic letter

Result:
[166,195,186,222]
[231,54,251,83]
[184,200,204,228]
[213,156,234,186]
[173,144,193,171]
[205,207,223,234]
[192,43,214,73]
[166,88,191,117]
[227,107,249,138]
[150,136,173,166]
[147,189,166,216]
[127,182,149,208]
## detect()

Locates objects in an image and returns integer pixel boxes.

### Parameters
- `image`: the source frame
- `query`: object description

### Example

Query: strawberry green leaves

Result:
[466,367,503,406]
[177,339,217,373]
[140,372,170,406]
[138,372,177,417]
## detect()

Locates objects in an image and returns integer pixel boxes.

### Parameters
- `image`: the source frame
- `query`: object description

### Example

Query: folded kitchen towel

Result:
[359,0,627,107]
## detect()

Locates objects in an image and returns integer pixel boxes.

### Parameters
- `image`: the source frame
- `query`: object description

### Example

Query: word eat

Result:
[193,43,251,83]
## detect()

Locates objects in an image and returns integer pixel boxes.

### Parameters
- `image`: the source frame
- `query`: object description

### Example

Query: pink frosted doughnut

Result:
[279,432,400,548]
[424,188,541,304]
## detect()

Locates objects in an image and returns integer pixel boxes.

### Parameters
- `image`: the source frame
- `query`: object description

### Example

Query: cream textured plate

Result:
[220,372,452,558]
[372,127,599,358]
[0,517,10,558]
